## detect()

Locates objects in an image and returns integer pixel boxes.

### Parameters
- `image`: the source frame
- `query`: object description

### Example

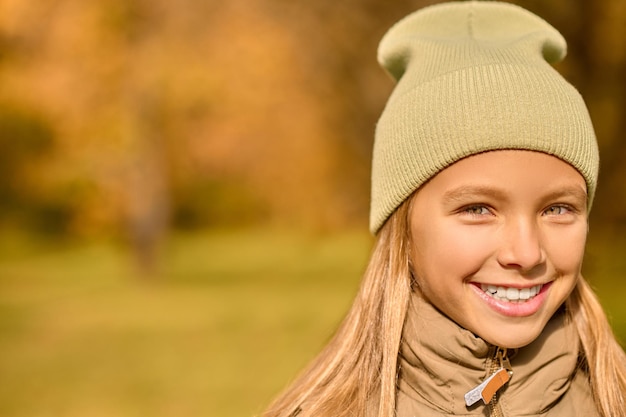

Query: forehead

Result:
[414,150,587,202]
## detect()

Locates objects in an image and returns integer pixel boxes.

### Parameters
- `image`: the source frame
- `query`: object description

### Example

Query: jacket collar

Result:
[398,293,580,415]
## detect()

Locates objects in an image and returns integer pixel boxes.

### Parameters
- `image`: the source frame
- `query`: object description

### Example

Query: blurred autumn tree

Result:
[0,0,624,248]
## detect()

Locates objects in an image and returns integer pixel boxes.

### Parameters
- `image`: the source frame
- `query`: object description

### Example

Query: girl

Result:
[263,2,626,416]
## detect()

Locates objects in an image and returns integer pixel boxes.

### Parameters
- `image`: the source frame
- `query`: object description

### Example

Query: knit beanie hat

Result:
[370,1,599,234]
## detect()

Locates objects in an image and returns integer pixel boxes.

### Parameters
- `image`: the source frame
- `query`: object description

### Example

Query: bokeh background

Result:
[0,0,624,416]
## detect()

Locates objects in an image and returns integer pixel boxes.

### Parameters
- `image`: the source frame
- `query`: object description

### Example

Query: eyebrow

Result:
[540,186,588,206]
[442,185,509,205]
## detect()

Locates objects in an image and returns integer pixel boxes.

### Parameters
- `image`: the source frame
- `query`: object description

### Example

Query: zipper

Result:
[486,347,511,417]
[464,346,513,416]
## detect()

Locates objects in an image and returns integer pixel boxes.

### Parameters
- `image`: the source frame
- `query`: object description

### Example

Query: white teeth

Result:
[480,284,543,302]
[497,286,506,298]
[519,288,530,300]
[506,288,520,300]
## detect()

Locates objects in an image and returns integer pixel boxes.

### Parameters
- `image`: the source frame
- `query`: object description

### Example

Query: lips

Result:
[480,284,543,303]
[471,281,552,318]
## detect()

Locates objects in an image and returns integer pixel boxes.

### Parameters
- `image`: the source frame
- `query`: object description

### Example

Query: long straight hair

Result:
[566,278,626,416]
[262,198,626,417]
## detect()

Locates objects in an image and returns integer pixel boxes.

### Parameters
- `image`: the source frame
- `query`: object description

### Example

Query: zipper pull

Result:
[465,348,514,407]
[498,348,513,373]
[464,367,511,406]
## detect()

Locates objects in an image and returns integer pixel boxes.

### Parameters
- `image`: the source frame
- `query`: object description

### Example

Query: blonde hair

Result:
[262,199,626,417]
[567,278,626,416]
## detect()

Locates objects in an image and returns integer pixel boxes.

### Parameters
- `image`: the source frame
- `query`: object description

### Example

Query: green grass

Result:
[0,229,623,417]
[0,229,371,417]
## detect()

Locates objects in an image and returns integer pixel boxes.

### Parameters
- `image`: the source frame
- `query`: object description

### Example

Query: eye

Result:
[543,205,571,216]
[463,205,492,216]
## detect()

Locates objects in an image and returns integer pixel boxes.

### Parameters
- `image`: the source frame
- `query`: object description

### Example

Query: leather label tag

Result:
[481,368,511,404]
[464,367,511,406]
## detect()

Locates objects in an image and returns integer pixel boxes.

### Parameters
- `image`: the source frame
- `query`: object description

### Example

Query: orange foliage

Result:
[0,0,624,237]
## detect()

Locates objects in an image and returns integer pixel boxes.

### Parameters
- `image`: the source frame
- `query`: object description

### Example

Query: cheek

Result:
[544,225,587,272]
[411,222,495,284]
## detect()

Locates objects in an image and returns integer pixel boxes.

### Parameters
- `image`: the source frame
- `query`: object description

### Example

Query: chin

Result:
[486,335,538,349]
[465,307,557,348]
[478,325,545,349]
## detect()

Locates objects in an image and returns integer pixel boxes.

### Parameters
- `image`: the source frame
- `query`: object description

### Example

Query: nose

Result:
[497,218,546,272]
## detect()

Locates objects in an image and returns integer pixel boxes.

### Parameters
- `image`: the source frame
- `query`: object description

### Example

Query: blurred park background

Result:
[0,0,624,416]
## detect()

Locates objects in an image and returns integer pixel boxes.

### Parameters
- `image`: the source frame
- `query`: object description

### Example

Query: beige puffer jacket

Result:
[396,295,600,417]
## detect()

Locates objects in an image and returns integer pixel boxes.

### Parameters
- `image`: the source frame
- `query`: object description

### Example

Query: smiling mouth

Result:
[480,284,543,303]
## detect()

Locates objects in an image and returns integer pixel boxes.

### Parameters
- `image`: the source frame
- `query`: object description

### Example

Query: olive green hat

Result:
[370,1,599,234]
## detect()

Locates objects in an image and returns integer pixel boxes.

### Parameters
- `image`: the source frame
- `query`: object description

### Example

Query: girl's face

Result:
[409,150,588,348]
